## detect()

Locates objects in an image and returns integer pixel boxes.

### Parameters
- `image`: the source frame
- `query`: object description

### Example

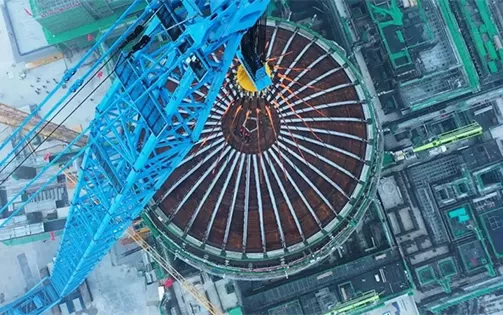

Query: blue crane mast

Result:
[0,0,270,313]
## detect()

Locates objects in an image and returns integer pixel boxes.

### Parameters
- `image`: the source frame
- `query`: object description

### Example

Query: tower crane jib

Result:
[0,0,271,314]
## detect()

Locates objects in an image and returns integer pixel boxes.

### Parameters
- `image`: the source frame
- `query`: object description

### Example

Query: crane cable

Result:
[0,7,199,186]
[0,59,119,187]
[2,6,225,314]
[12,8,221,313]
[0,9,162,186]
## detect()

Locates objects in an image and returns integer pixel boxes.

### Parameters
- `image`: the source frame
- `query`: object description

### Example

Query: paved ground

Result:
[0,235,61,305]
[0,5,155,315]
[0,237,155,314]
[0,3,110,132]
[86,252,151,315]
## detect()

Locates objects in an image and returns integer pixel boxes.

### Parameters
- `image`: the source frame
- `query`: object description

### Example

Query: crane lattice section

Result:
[0,0,269,313]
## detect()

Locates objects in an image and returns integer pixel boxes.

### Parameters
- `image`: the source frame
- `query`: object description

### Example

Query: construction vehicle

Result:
[0,0,271,313]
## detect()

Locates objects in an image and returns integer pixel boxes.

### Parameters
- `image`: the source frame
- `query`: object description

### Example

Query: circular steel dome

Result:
[146,19,382,279]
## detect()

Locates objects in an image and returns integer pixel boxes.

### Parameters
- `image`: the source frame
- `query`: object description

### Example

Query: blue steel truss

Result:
[0,0,270,313]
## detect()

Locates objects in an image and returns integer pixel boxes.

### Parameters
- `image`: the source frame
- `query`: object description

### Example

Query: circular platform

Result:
[147,19,382,279]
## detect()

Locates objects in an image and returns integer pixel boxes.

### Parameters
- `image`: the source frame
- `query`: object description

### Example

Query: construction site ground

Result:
[0,3,156,314]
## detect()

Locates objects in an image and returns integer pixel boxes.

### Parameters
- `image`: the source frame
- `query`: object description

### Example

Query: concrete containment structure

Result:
[145,19,383,280]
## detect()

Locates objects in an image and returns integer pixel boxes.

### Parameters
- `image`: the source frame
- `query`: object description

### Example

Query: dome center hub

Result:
[221,97,280,154]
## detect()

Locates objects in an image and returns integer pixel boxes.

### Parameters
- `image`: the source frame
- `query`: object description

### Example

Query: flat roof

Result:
[457,240,489,273]
[242,249,410,314]
[378,176,404,210]
[5,0,48,54]
[406,154,463,244]
[480,208,503,258]
[361,293,420,315]
[461,140,503,170]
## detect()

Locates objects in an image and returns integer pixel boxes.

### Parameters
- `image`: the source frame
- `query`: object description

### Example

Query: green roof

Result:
[228,307,244,315]
[42,3,146,46]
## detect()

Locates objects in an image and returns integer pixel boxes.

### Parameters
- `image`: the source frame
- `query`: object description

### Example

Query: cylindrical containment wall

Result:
[145,19,383,280]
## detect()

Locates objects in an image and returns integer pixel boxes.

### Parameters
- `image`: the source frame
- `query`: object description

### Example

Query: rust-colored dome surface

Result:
[146,19,381,279]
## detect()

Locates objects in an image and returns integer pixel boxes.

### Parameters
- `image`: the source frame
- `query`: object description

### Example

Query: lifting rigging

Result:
[0,0,271,313]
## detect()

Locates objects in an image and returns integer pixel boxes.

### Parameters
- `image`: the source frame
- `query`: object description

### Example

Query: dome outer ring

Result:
[145,17,384,280]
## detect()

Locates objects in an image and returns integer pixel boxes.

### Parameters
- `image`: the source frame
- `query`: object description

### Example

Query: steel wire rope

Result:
[0,60,122,187]
[0,16,206,225]
[0,59,114,172]
[0,0,148,159]
[0,2,159,173]
[0,29,150,175]
[0,5,169,186]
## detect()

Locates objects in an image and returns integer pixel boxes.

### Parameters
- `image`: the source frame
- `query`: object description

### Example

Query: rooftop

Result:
[240,248,408,314]
[347,0,478,112]
[377,175,405,210]
[461,139,503,171]
[406,154,463,244]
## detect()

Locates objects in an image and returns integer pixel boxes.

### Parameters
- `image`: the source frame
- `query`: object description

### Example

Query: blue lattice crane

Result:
[0,0,270,313]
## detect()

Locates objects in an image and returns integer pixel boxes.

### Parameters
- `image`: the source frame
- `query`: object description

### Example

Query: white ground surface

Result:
[6,0,49,54]
[0,238,154,315]
[362,294,420,315]
[0,4,156,315]
[0,236,61,305]
[0,3,109,131]
[86,254,151,315]
[377,176,404,210]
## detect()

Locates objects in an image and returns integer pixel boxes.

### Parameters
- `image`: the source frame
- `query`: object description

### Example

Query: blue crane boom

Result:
[0,0,270,313]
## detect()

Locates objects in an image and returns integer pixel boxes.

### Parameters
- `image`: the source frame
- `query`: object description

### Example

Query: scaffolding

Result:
[406,155,463,244]
[30,0,96,34]
[367,0,433,69]
[455,0,503,75]
[29,0,144,48]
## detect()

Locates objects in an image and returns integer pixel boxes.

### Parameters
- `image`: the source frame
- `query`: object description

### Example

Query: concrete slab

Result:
[86,253,152,315]
[361,293,419,315]
[0,235,61,307]
[17,253,36,288]
[5,0,49,54]
[378,176,404,210]
[388,212,401,235]
[398,208,414,231]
